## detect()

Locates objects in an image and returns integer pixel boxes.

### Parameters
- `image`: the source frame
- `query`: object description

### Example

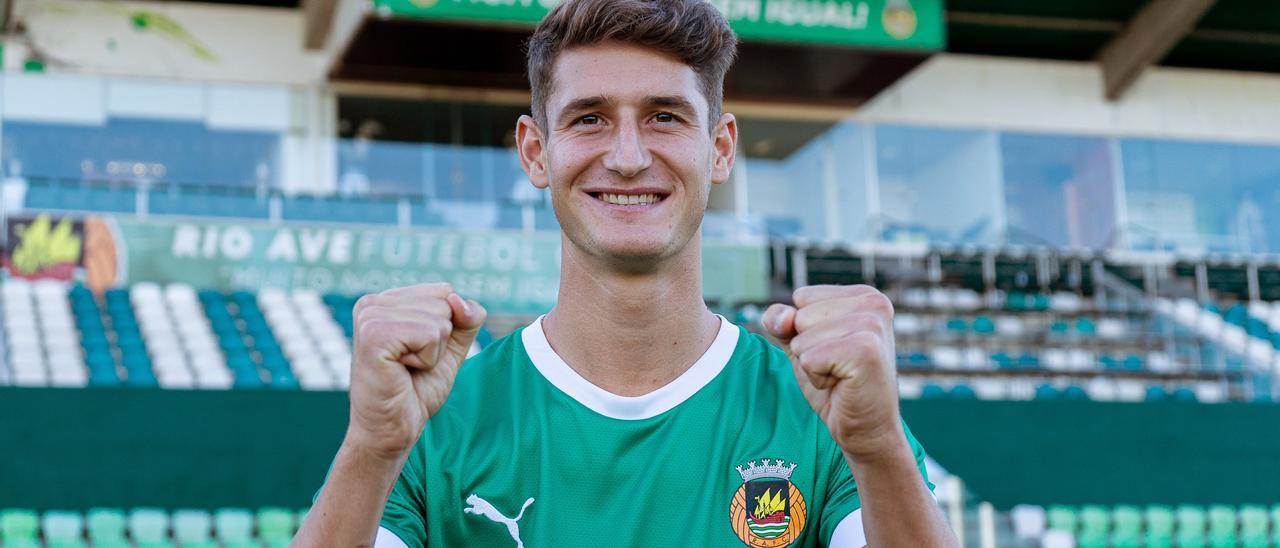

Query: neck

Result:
[543,232,721,397]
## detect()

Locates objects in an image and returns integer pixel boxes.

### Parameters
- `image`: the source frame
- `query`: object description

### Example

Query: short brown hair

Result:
[526,0,738,131]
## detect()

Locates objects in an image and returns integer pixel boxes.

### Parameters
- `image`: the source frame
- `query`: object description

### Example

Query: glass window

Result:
[2,117,279,187]
[739,119,868,241]
[1122,139,1280,254]
[1000,133,1118,249]
[875,125,1004,245]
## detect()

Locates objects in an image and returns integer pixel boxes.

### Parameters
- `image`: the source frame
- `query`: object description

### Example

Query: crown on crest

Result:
[736,459,797,482]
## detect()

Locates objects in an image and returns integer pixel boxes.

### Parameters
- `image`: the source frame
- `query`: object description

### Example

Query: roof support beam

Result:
[302,0,339,50]
[1097,0,1216,100]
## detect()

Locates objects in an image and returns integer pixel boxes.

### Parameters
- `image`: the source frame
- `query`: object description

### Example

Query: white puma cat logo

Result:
[463,494,535,548]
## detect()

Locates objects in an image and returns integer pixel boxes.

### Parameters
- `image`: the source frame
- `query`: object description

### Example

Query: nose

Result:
[602,118,652,178]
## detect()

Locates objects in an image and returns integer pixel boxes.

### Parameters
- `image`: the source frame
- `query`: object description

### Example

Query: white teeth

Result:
[598,193,660,206]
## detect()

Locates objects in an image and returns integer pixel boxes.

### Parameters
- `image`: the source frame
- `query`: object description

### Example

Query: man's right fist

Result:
[345,283,487,459]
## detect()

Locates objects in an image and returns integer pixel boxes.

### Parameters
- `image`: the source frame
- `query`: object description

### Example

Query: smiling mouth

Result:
[591,192,666,206]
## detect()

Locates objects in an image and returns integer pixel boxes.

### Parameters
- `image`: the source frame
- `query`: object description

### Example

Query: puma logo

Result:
[463,494,535,548]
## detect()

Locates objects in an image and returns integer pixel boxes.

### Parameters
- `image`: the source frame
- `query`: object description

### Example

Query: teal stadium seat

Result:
[87,508,129,547]
[1046,505,1078,534]
[1110,506,1142,548]
[257,507,296,546]
[1145,504,1175,548]
[1239,505,1268,548]
[1207,505,1238,548]
[1176,505,1208,548]
[1,509,40,548]
[1077,505,1110,548]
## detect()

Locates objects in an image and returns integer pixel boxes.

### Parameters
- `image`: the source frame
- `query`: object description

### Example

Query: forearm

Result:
[292,437,409,547]
[842,439,958,547]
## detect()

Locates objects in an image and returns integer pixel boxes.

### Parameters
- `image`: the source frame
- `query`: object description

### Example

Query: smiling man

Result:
[294,0,957,546]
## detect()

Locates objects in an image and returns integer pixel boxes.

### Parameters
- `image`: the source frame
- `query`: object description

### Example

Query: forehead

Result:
[547,41,708,115]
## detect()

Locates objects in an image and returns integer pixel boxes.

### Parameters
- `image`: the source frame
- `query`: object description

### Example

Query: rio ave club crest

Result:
[729,459,807,547]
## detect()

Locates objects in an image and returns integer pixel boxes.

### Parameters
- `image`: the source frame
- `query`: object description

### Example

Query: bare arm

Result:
[289,284,487,547]
[843,437,956,547]
[292,439,409,547]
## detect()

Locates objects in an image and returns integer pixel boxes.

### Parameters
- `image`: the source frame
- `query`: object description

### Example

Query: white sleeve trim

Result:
[375,526,411,548]
[830,509,866,547]
[829,490,938,547]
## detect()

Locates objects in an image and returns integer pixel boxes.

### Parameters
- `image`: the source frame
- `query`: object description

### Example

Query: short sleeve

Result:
[818,419,934,545]
[378,446,429,548]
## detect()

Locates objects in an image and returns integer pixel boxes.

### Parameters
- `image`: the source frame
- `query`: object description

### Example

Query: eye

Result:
[577,114,601,126]
[654,112,677,123]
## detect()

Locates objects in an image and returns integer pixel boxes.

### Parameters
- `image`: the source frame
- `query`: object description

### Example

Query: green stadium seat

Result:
[129,508,170,545]
[1046,505,1078,533]
[1208,505,1238,548]
[1,509,39,545]
[1176,505,1208,548]
[1145,505,1175,548]
[1111,505,1142,548]
[1077,505,1109,548]
[87,508,128,545]
[214,508,254,546]
[43,510,85,547]
[1240,505,1269,548]
[257,507,296,544]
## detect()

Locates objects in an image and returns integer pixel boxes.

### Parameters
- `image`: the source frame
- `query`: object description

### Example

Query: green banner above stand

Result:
[374,0,944,51]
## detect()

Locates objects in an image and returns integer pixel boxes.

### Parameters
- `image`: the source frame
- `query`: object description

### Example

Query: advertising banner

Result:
[375,0,944,51]
[110,217,767,314]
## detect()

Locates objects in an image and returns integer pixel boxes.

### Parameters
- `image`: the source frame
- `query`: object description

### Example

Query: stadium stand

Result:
[0,507,306,548]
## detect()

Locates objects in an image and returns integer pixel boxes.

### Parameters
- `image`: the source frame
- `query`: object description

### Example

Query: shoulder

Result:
[724,328,824,425]
[425,328,529,429]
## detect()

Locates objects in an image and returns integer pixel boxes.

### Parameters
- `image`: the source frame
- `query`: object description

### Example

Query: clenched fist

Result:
[762,285,904,462]
[346,283,487,459]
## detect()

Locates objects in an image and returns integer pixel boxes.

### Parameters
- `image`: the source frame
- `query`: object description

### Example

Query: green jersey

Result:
[353,316,932,547]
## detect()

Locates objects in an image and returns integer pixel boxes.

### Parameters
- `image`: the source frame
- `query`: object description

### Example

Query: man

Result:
[294,0,957,545]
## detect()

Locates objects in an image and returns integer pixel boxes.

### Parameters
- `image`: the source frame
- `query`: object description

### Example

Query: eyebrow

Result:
[554,94,700,126]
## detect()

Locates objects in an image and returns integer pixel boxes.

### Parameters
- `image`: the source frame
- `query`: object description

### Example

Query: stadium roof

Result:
[194,0,1280,103]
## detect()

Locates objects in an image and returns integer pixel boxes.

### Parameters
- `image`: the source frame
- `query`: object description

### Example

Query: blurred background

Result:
[1,0,1279,546]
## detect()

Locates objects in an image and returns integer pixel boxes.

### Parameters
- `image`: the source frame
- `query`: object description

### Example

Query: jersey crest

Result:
[729,459,808,547]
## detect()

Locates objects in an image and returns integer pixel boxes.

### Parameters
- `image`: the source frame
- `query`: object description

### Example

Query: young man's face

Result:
[517,41,737,270]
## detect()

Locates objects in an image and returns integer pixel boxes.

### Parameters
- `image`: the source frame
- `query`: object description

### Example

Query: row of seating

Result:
[895,287,1099,313]
[896,313,1140,341]
[898,376,1235,403]
[1012,503,1280,548]
[897,347,1190,373]
[0,507,304,547]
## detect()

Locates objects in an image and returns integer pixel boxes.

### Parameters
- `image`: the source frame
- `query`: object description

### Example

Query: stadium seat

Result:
[1176,505,1208,548]
[1207,505,1238,547]
[173,509,214,547]
[213,508,254,546]
[1077,505,1110,548]
[1111,506,1142,548]
[1239,505,1268,548]
[257,507,296,545]
[1,509,39,547]
[87,508,128,546]
[128,508,170,546]
[42,510,86,548]
[1145,505,1175,548]
[1010,505,1046,540]
[1047,505,1078,534]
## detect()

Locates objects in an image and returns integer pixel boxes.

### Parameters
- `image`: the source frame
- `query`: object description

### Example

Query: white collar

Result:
[521,314,739,420]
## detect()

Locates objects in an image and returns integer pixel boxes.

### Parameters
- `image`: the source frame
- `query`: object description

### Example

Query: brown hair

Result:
[526,0,738,131]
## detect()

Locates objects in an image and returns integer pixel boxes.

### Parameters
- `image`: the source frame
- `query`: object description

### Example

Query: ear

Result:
[710,113,737,185]
[517,115,551,189]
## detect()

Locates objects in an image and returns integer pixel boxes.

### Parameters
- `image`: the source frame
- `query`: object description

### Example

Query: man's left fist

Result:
[762,285,905,462]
